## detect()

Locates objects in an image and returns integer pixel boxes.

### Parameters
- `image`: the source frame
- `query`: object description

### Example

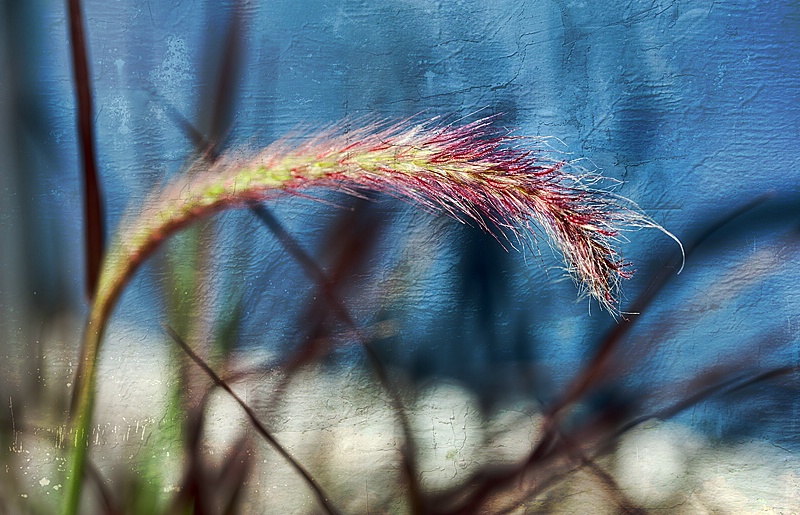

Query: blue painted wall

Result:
[2,0,799,448]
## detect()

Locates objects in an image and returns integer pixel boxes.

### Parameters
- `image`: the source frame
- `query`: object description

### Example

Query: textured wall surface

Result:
[1,0,799,512]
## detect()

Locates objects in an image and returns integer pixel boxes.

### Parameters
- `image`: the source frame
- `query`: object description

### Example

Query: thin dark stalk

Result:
[164,325,341,515]
[725,366,796,394]
[66,0,105,300]
[483,365,796,514]
[249,204,426,513]
[545,194,773,422]
[616,366,797,439]
[433,197,778,514]
[526,195,775,473]
[205,6,245,159]
[542,420,645,515]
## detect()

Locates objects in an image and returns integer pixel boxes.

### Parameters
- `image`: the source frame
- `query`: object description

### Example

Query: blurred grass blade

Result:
[164,325,341,515]
[250,203,425,512]
[198,1,248,160]
[545,194,774,422]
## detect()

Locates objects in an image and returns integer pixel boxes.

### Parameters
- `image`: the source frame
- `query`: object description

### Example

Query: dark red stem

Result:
[67,0,105,300]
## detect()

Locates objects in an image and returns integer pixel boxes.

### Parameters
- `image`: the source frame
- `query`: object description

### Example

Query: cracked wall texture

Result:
[1,0,799,512]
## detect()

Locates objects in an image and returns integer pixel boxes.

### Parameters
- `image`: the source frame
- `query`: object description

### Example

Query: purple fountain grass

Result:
[99,117,667,318]
[66,116,679,514]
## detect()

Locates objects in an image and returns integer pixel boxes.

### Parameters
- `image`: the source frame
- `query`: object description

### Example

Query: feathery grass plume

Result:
[100,117,665,316]
[65,116,676,514]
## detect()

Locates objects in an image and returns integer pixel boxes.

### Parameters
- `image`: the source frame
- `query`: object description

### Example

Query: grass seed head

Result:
[101,117,674,317]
